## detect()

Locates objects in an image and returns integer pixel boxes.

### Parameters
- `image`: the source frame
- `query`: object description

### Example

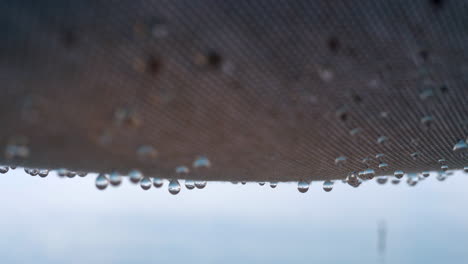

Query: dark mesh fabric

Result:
[0,0,467,181]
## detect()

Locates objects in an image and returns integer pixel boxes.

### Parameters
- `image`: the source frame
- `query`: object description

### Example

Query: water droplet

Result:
[407,173,419,186]
[109,172,122,186]
[270,182,278,188]
[350,128,362,136]
[436,172,447,182]
[38,169,49,177]
[441,165,449,171]
[362,157,372,167]
[176,166,190,174]
[195,181,207,189]
[185,179,195,190]
[10,166,16,170]
[193,156,211,168]
[168,179,181,195]
[453,140,468,152]
[378,163,389,171]
[29,169,38,176]
[77,171,88,177]
[347,172,362,187]
[464,166,468,173]
[438,158,447,164]
[137,145,157,159]
[419,88,434,100]
[129,169,143,184]
[323,181,334,192]
[375,153,385,160]
[140,177,152,190]
[66,171,76,178]
[420,115,434,128]
[95,174,109,190]
[57,169,68,177]
[391,178,400,185]
[363,168,375,179]
[241,181,246,185]
[258,182,265,186]
[5,143,30,160]
[411,152,421,160]
[153,178,164,188]
[377,136,389,144]
[376,176,388,185]
[0,166,9,174]
[422,171,430,177]
[335,156,347,166]
[394,170,404,179]
[297,181,309,193]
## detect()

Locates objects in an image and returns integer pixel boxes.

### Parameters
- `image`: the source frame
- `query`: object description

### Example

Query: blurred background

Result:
[0,170,467,264]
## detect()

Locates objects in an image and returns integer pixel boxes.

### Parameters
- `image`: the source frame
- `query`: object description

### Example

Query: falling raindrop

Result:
[95,174,109,190]
[376,176,388,185]
[168,179,181,195]
[0,166,9,174]
[129,169,143,184]
[394,170,404,179]
[323,181,334,192]
[270,182,278,188]
[38,169,49,177]
[153,178,164,188]
[109,172,122,186]
[441,165,449,171]
[140,177,152,190]
[185,179,195,190]
[195,181,207,189]
[297,181,309,193]
[335,156,347,167]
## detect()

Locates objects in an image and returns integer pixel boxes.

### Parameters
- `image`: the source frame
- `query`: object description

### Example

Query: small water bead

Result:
[441,165,449,171]
[411,152,421,160]
[129,169,143,184]
[453,140,468,153]
[420,115,434,128]
[438,158,447,164]
[391,178,400,185]
[323,181,334,192]
[376,176,388,185]
[185,180,195,190]
[137,145,157,160]
[349,128,362,136]
[195,181,207,189]
[362,157,372,167]
[464,166,468,173]
[153,178,164,188]
[270,182,278,188]
[394,170,404,179]
[335,156,347,166]
[363,168,375,179]
[57,169,68,177]
[436,173,447,182]
[168,179,181,195]
[109,172,122,186]
[422,171,430,177]
[77,171,87,177]
[375,153,385,160]
[378,163,389,171]
[95,174,109,190]
[5,143,30,160]
[258,182,265,186]
[29,169,38,176]
[377,136,389,144]
[347,172,362,187]
[38,169,49,177]
[10,166,16,170]
[193,156,211,168]
[297,181,309,193]
[176,166,190,174]
[241,181,246,185]
[419,88,434,100]
[407,174,419,186]
[66,171,76,178]
[0,166,9,174]
[140,177,152,190]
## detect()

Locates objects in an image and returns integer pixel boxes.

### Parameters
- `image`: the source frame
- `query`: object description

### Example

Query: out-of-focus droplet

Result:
[453,140,468,153]
[66,171,76,178]
[394,170,404,179]
[140,177,152,190]
[378,163,388,171]
[29,169,38,176]
[10,166,16,170]
[77,171,88,177]
[185,179,195,190]
[95,174,109,190]
[411,152,421,160]
[193,156,211,168]
[377,136,388,144]
[168,179,181,195]
[258,182,265,186]
[335,156,347,167]
[109,172,122,186]
[363,168,375,180]
[57,169,68,177]
[137,145,157,160]
[464,166,468,173]
[441,165,449,171]
[376,176,388,185]
[129,169,143,184]
[323,181,334,192]
[350,128,362,136]
[270,182,278,188]
[375,153,385,160]
[420,115,434,128]
[241,181,246,185]
[422,171,430,177]
[153,178,164,188]
[391,178,400,185]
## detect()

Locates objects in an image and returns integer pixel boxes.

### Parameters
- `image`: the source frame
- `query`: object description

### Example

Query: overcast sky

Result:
[0,170,467,264]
